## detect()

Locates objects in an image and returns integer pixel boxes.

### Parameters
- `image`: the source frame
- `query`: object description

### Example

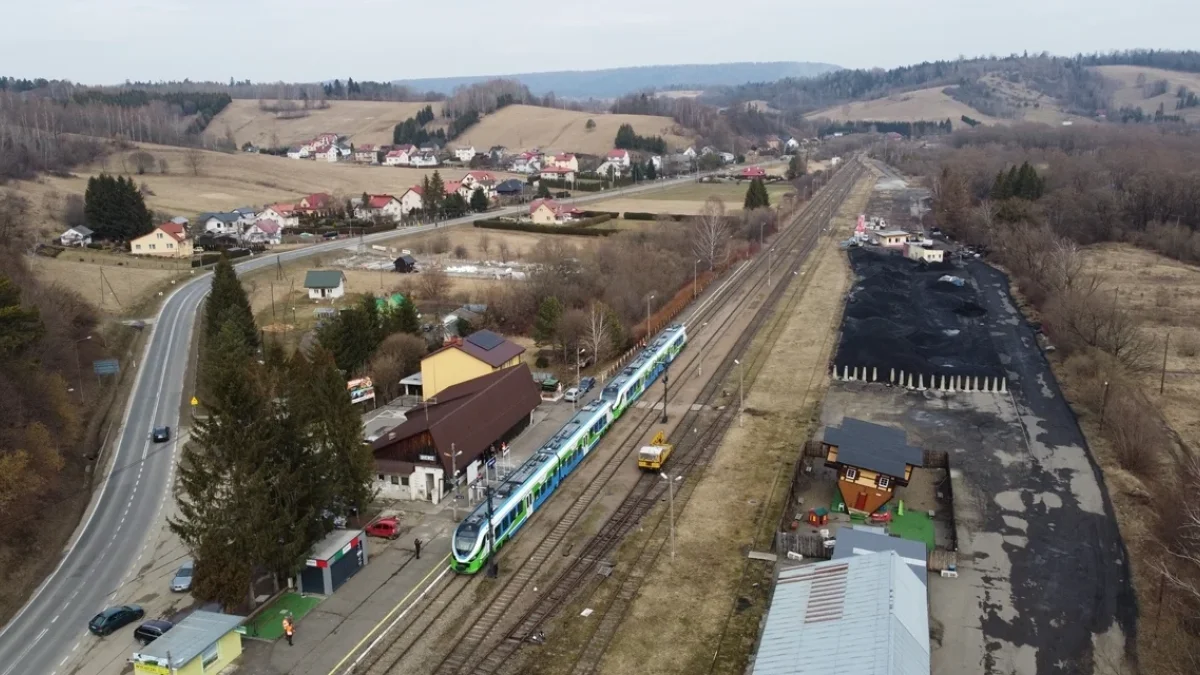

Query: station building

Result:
[420,329,525,400]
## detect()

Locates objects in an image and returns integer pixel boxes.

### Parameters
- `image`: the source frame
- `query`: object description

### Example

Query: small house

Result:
[454,146,477,162]
[549,153,579,172]
[59,225,93,247]
[385,145,417,166]
[822,418,924,515]
[287,146,309,160]
[356,194,404,221]
[394,254,418,273]
[258,204,299,229]
[605,149,631,167]
[538,166,576,183]
[299,193,333,213]
[399,186,424,215]
[130,610,245,675]
[876,229,909,248]
[304,270,346,301]
[529,198,580,225]
[594,159,625,178]
[719,151,736,164]
[410,151,440,167]
[199,212,242,236]
[682,147,697,158]
[494,178,524,197]
[420,329,526,399]
[785,137,801,151]
[904,243,944,264]
[131,223,192,258]
[244,221,281,245]
[354,144,381,164]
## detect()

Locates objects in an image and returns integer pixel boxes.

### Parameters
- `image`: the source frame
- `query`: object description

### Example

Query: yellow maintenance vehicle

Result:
[637,431,674,470]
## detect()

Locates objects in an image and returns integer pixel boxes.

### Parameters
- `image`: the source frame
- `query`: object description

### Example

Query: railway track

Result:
[347,159,865,675]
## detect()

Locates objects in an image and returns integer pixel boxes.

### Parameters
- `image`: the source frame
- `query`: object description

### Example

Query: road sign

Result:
[190,396,199,407]
[487,457,496,468]
[93,359,120,376]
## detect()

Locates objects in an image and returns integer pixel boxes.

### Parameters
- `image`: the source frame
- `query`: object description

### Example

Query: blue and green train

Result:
[450,324,687,574]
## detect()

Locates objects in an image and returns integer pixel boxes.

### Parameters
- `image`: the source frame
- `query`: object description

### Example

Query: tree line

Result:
[71,90,231,133]
[818,119,953,138]
[83,174,154,241]
[614,123,666,154]
[392,105,445,146]
[173,258,376,610]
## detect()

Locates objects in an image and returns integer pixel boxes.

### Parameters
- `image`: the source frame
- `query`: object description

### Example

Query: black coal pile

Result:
[834,248,1004,380]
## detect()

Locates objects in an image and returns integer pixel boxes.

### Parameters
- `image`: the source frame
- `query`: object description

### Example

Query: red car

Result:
[365,517,400,540]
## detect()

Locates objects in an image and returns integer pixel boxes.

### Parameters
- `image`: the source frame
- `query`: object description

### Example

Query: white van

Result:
[564,387,580,403]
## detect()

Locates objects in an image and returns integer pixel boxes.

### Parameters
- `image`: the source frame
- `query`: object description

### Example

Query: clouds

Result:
[4,0,1197,84]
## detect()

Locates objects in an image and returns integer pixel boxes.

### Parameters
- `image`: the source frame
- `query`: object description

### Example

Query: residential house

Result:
[719,152,736,164]
[831,156,843,167]
[287,146,309,160]
[399,186,424,215]
[304,270,346,301]
[785,136,801,151]
[231,207,257,228]
[700,146,716,156]
[594,159,625,178]
[461,171,496,190]
[244,220,282,245]
[419,139,443,152]
[130,611,246,675]
[170,216,189,226]
[548,153,579,172]
[384,145,417,166]
[131,223,193,258]
[605,149,631,168]
[59,225,93,247]
[494,178,525,198]
[822,418,924,515]
[650,155,663,171]
[682,146,697,159]
[419,329,526,399]
[453,146,477,162]
[299,193,333,214]
[318,145,341,162]
[199,212,242,236]
[371,363,540,502]
[538,166,576,183]
[741,166,767,179]
[509,154,541,174]
[355,194,404,221]
[764,135,782,150]
[488,146,509,161]
[354,144,381,164]
[410,151,440,168]
[529,198,581,225]
[394,254,418,273]
[258,204,299,229]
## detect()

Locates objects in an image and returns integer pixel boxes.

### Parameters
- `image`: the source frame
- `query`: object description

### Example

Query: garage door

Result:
[329,538,365,593]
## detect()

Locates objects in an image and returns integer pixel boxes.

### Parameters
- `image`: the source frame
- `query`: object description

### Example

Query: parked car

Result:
[563,387,580,403]
[579,377,596,393]
[365,517,400,540]
[134,619,174,645]
[170,559,194,592]
[151,426,171,443]
[88,605,144,636]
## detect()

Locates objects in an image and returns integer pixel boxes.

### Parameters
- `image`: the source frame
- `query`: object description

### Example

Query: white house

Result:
[650,155,663,171]
[548,153,579,172]
[453,146,477,162]
[318,145,340,162]
[231,207,257,228]
[355,194,404,221]
[785,137,801,151]
[200,212,242,236]
[461,170,496,189]
[287,146,310,160]
[354,144,381,164]
[510,155,540,174]
[244,220,282,246]
[594,159,625,178]
[719,151,736,164]
[539,166,576,183]
[605,149,631,168]
[258,204,299,229]
[304,270,346,301]
[682,147,697,159]
[384,145,416,166]
[59,225,93,247]
[410,151,439,168]
[399,187,424,215]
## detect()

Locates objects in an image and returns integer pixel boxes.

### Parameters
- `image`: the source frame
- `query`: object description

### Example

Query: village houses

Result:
[547,153,579,172]
[59,225,93,247]
[354,194,405,221]
[244,221,282,246]
[384,145,417,166]
[354,144,381,164]
[538,165,576,183]
[529,198,581,225]
[410,151,439,168]
[258,203,299,229]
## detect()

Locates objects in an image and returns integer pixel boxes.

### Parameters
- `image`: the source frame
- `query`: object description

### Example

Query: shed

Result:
[875,229,909,247]
[304,270,346,301]
[822,418,924,515]
[394,254,418,273]
[832,525,929,586]
[131,610,245,675]
[750,552,929,675]
[297,528,369,596]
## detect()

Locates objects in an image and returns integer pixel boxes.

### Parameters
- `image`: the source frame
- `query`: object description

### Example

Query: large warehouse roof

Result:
[751,551,930,675]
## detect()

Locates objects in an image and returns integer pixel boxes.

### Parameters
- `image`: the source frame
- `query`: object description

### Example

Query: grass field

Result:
[1093,65,1200,123]
[453,104,691,156]
[28,256,187,317]
[589,181,795,216]
[205,99,445,148]
[805,86,1006,125]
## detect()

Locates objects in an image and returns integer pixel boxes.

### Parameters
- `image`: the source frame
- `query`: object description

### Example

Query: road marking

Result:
[59,656,69,666]
[51,615,58,623]
[34,629,47,643]
[72,641,80,652]
[327,555,451,675]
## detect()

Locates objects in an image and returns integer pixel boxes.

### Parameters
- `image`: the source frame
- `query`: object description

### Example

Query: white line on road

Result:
[341,566,452,675]
[59,656,69,666]
[72,641,79,652]
[34,629,47,643]
[51,615,58,623]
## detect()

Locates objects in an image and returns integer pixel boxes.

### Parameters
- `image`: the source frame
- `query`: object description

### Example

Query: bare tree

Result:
[158,157,169,174]
[497,240,511,262]
[0,191,31,244]
[184,148,205,176]
[130,151,156,175]
[478,233,491,258]
[584,302,613,364]
[691,196,730,271]
[62,194,85,226]
[419,266,452,316]
[1045,289,1155,369]
[558,309,589,364]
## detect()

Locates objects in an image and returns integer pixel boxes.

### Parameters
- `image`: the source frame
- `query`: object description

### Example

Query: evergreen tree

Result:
[392,296,421,335]
[645,159,657,180]
[744,178,770,209]
[205,257,258,349]
[443,193,469,218]
[786,154,807,180]
[426,171,446,218]
[316,298,379,375]
[605,303,627,355]
[990,170,1011,200]
[469,187,489,213]
[536,182,552,199]
[533,297,563,346]
[84,173,152,241]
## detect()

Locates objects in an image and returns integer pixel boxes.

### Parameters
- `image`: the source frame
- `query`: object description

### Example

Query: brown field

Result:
[28,256,186,316]
[977,74,1096,126]
[805,86,1006,125]
[589,180,795,216]
[10,142,521,238]
[204,99,445,148]
[1093,65,1200,123]
[453,104,692,155]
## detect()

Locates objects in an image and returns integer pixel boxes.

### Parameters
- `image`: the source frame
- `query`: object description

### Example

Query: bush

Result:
[572,214,614,227]
[472,219,617,237]
[1177,331,1200,358]
[535,356,549,368]
[577,210,621,219]
[454,244,469,259]
[431,234,451,254]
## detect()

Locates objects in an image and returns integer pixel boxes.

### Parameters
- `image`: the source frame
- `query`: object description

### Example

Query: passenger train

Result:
[450,324,687,574]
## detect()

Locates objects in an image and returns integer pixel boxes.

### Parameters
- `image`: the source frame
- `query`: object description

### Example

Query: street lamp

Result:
[697,322,708,377]
[661,365,670,424]
[444,443,463,519]
[574,348,587,411]
[733,359,744,427]
[73,335,92,399]
[660,472,683,559]
[693,259,701,299]
[646,293,656,340]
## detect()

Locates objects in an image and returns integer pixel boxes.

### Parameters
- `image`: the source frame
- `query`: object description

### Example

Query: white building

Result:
[355,195,405,222]
[304,270,346,301]
[605,149,631,168]
[454,146,477,162]
[59,225,93,247]
[410,151,439,168]
[399,187,424,215]
[287,146,309,160]
[258,204,299,229]
[594,159,625,178]
[244,221,282,245]
[318,145,340,162]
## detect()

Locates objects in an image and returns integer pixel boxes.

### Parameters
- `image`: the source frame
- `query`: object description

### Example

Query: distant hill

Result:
[393,62,841,99]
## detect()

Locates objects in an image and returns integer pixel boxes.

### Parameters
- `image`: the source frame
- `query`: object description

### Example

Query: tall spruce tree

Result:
[645,159,657,180]
[426,171,446,218]
[534,297,563,346]
[470,187,489,213]
[205,257,258,348]
[744,178,770,209]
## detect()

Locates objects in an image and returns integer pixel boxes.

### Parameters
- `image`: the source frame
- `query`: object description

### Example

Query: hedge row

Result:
[577,210,621,219]
[623,211,685,221]
[573,214,614,227]
[192,248,251,267]
[472,219,617,237]
[292,221,398,236]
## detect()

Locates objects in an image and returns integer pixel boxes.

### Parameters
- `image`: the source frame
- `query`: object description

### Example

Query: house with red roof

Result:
[354,144,381,164]
[131,222,193,259]
[299,193,334,213]
[258,203,299,228]
[245,220,282,245]
[548,153,579,172]
[462,171,496,189]
[538,165,576,183]
[529,198,582,225]
[399,186,424,215]
[741,166,768,179]
[605,149,631,168]
[385,145,417,166]
[355,194,404,221]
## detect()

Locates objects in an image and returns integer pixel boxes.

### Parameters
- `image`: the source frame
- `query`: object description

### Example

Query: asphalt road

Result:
[0,169,751,675]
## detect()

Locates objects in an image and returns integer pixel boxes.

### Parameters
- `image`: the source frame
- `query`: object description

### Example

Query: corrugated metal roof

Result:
[751,551,929,675]
[823,418,924,478]
[832,526,928,587]
[134,610,244,666]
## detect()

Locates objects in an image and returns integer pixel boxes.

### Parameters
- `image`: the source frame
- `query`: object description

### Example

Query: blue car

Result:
[88,605,144,636]
[579,377,596,393]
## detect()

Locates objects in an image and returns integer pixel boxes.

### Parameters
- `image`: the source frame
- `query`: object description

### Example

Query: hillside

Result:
[1094,65,1200,123]
[454,104,691,155]
[394,62,841,99]
[804,87,1005,125]
[205,100,444,148]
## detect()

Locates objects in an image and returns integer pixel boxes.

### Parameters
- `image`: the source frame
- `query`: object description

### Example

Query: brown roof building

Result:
[372,363,541,502]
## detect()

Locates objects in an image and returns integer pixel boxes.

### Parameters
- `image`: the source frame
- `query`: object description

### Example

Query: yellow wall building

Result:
[420,330,525,400]
[131,611,244,675]
[131,223,193,258]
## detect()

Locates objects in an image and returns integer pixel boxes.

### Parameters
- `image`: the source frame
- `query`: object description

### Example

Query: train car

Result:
[450,323,688,574]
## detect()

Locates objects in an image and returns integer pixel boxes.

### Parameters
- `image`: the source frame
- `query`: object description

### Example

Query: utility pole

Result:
[661,366,670,423]
[734,359,744,427]
[445,443,462,519]
[1161,333,1170,394]
[646,293,655,340]
[693,259,700,299]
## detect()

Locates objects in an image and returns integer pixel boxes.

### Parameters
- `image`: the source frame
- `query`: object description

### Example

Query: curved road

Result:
[0,169,750,675]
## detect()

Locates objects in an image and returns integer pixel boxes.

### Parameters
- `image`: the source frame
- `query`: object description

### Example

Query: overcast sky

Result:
[6,0,1196,84]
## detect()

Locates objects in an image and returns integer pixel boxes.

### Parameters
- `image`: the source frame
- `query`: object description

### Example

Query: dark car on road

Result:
[133,619,173,645]
[152,426,171,443]
[88,605,144,636]
[579,377,596,393]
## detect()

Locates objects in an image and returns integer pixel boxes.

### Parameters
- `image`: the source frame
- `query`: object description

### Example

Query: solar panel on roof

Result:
[466,330,504,351]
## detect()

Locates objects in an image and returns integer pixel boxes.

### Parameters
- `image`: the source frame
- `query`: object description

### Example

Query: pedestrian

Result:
[283,614,294,646]
[414,537,422,559]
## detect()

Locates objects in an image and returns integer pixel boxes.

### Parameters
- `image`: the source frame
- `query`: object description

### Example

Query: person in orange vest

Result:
[282,613,295,646]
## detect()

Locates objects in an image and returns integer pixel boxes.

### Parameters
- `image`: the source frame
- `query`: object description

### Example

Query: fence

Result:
[831,364,1008,394]
[774,531,833,561]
